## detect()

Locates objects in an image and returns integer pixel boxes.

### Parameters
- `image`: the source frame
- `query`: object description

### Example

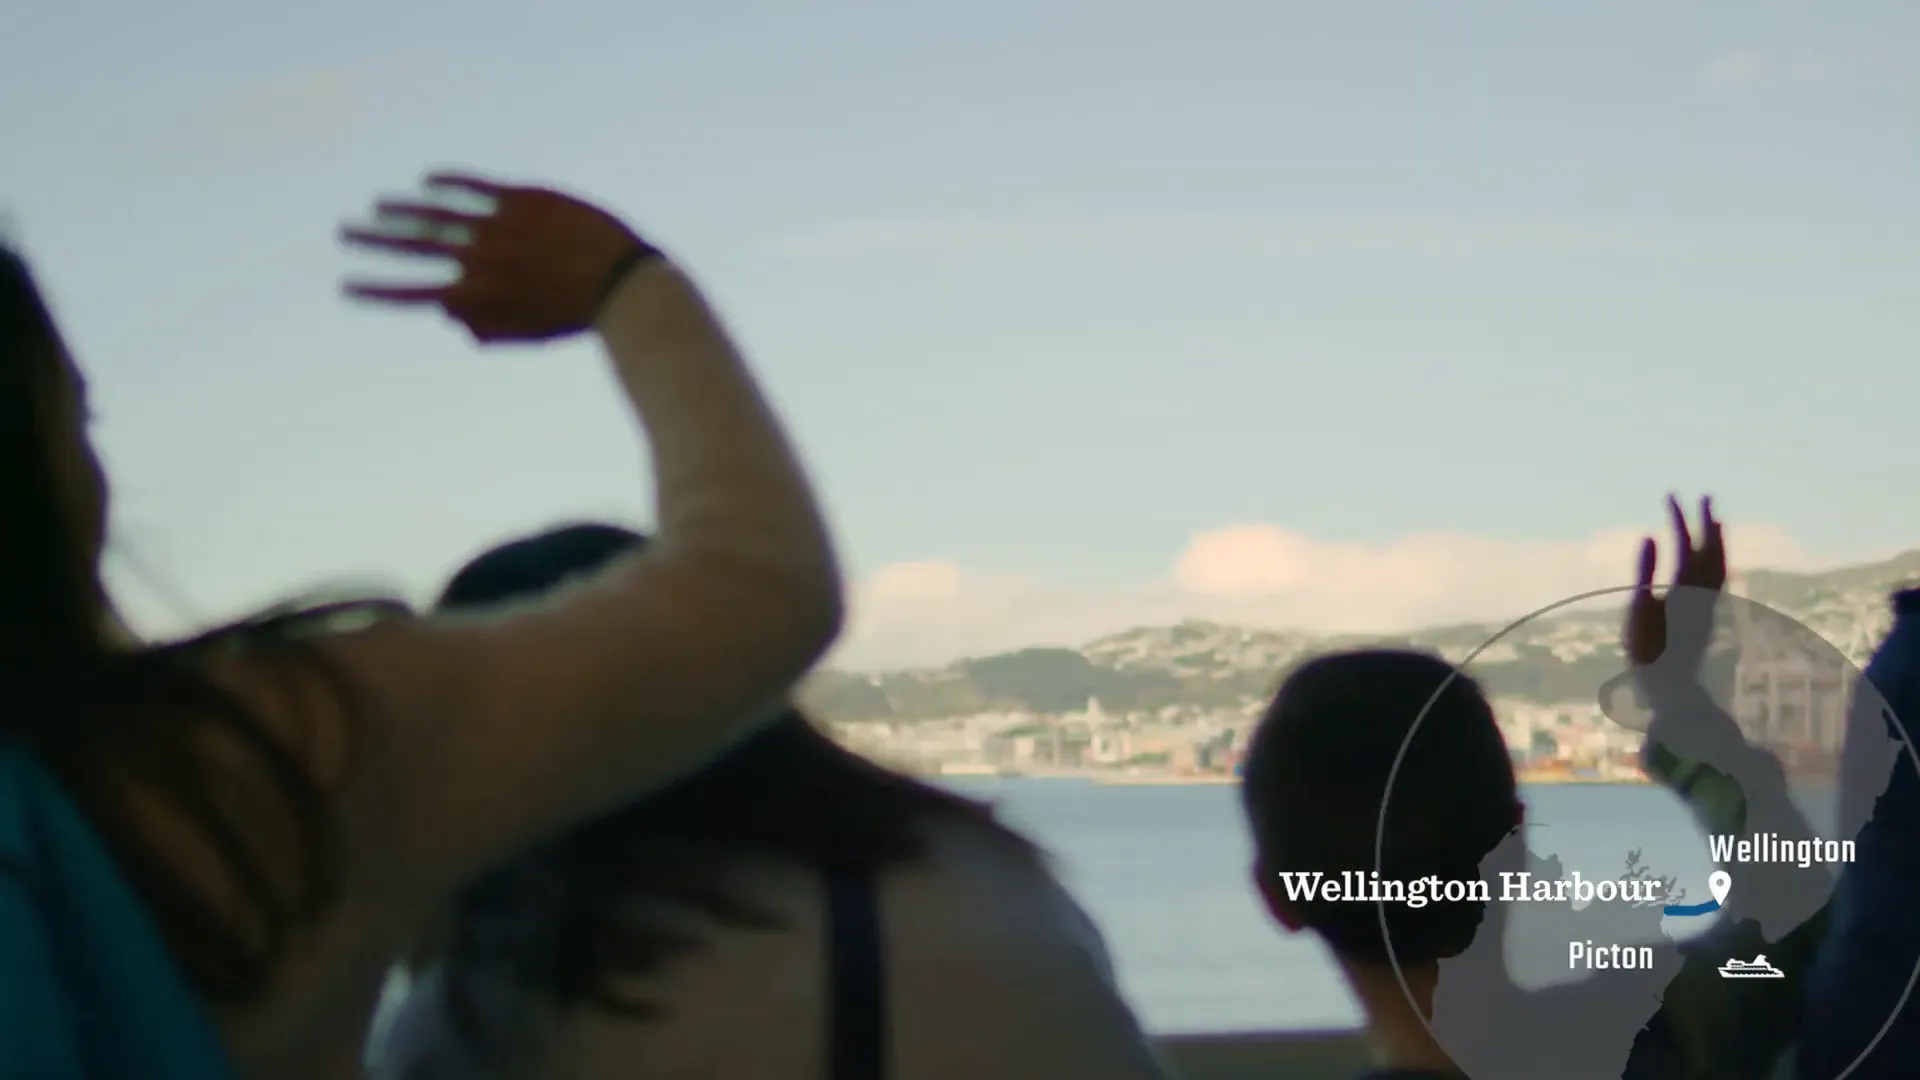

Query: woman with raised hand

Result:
[373,522,1174,1080]
[0,172,841,1080]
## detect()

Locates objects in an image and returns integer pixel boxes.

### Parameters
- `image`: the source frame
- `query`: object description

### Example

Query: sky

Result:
[3,0,1918,670]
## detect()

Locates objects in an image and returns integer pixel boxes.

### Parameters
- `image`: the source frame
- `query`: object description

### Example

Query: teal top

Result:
[0,742,236,1080]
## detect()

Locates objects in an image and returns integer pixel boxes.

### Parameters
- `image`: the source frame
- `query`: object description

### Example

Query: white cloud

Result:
[830,521,1831,671]
[770,213,1672,262]
[137,66,367,168]
[1704,49,1770,90]
[1701,48,1841,93]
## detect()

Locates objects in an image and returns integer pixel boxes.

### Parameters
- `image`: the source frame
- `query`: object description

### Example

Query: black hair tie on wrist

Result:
[594,242,663,318]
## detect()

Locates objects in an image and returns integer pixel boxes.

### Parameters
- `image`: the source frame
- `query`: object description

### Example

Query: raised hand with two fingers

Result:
[1623,494,1727,675]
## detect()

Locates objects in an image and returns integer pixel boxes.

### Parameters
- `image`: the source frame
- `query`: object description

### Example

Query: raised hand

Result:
[340,172,657,343]
[1623,495,1726,674]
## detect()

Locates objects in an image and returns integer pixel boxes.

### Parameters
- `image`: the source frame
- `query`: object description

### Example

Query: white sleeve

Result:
[219,261,842,909]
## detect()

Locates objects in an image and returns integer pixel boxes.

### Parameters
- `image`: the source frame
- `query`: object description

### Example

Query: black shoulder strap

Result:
[825,869,887,1080]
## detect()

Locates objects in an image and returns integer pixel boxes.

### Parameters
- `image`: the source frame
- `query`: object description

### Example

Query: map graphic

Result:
[1664,869,1728,917]
[1383,587,1908,1080]
[1719,955,1785,979]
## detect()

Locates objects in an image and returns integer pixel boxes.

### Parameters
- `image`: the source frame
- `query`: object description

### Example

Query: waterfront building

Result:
[1729,595,1847,756]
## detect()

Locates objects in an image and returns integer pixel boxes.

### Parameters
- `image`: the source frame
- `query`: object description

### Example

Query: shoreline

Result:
[937,769,1655,788]
[1094,774,1237,786]
[1517,774,1651,787]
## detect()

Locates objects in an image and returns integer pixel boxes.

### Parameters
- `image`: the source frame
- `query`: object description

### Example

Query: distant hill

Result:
[798,550,1920,723]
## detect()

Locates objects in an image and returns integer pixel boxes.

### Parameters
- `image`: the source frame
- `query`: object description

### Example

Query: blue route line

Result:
[1663,898,1721,917]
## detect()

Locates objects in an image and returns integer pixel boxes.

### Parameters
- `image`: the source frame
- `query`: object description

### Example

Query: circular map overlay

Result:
[1375,585,1919,1080]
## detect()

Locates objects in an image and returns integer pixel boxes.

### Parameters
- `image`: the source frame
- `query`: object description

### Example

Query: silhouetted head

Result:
[1242,649,1521,971]
[439,522,647,609]
[431,522,1038,1031]
[0,244,109,652]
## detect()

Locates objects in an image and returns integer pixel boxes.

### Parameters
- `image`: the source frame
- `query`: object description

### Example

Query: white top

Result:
[373,819,1176,1080]
[194,262,843,1080]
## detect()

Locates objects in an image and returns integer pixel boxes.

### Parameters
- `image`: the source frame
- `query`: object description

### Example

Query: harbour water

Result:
[949,776,1840,1035]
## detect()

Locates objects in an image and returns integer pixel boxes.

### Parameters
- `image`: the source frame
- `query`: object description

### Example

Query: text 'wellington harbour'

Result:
[1274,871,1668,907]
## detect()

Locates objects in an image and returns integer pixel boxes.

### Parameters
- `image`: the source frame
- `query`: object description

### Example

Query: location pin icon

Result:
[1709,870,1732,906]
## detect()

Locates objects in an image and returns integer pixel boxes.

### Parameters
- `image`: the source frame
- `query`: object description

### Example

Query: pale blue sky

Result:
[4,1,1918,661]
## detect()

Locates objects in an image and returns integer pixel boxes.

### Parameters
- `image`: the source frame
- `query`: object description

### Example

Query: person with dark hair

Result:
[373,522,1173,1080]
[1243,502,1841,1080]
[0,172,842,1080]
[1243,646,1681,1080]
[1242,648,1520,1078]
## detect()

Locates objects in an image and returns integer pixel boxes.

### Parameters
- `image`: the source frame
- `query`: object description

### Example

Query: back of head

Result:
[438,522,647,611]
[0,244,99,654]
[434,522,1039,1024]
[1242,649,1519,969]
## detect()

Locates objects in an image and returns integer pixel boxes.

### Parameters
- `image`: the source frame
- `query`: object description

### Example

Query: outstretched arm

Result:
[354,263,840,896]
[1624,500,1828,922]
[1622,497,1807,841]
[216,180,842,911]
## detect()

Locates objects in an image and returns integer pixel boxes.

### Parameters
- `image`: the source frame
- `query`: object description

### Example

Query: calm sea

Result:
[946,777,1840,1035]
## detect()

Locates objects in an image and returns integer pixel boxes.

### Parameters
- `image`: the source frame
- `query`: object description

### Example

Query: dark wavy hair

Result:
[1241,648,1521,967]
[431,522,1040,1040]
[2,242,406,999]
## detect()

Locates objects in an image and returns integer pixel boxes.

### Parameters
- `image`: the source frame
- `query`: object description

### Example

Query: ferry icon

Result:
[1718,955,1785,979]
